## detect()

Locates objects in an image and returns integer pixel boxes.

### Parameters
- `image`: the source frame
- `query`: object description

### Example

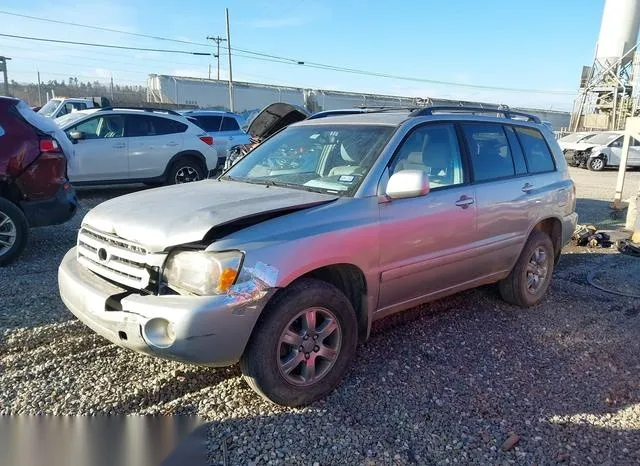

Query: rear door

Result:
[125,115,187,179]
[377,122,478,312]
[219,116,245,155]
[459,122,533,276]
[65,114,128,182]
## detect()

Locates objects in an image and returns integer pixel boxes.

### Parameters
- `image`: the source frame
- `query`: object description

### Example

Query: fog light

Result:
[143,318,176,349]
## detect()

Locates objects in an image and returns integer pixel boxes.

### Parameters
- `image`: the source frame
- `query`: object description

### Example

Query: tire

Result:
[166,157,206,185]
[498,230,555,308]
[0,198,29,267]
[588,156,605,171]
[240,278,358,407]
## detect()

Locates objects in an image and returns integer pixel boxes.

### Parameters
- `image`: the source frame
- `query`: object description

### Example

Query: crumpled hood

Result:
[82,179,338,252]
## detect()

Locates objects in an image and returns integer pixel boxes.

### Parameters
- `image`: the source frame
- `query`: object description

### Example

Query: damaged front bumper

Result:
[58,247,276,367]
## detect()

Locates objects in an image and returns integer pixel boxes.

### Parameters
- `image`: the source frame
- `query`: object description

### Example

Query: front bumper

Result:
[58,247,274,367]
[20,183,78,228]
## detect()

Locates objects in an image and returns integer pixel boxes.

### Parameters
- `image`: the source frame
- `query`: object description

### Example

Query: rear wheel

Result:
[0,198,29,267]
[588,156,606,171]
[166,157,206,185]
[240,278,358,407]
[499,231,555,308]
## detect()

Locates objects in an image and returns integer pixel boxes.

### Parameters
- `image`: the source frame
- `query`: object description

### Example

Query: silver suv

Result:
[57,106,578,407]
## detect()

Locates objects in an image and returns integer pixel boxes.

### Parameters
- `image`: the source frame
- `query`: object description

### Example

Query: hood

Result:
[246,102,310,139]
[571,141,598,151]
[82,179,338,252]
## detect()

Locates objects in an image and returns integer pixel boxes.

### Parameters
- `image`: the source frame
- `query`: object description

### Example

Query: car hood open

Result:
[81,179,338,252]
[246,102,310,139]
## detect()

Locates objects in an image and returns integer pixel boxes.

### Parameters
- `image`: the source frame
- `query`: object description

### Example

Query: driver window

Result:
[69,115,125,139]
[389,124,464,189]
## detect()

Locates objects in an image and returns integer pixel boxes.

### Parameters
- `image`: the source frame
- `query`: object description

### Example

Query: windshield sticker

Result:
[338,175,355,183]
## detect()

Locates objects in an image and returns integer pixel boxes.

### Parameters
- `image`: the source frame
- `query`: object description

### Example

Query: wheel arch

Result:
[262,262,371,344]
[163,150,207,179]
[529,217,563,265]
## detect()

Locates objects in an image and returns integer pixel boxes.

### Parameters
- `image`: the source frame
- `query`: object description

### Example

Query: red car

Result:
[0,97,78,266]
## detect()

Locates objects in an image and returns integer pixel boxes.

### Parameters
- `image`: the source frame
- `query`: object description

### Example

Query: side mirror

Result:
[385,169,430,199]
[68,131,84,143]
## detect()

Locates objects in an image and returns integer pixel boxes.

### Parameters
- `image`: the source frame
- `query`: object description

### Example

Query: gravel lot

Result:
[1,168,639,465]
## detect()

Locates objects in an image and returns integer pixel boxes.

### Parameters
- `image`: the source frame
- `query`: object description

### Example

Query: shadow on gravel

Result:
[204,251,640,465]
[575,197,629,229]
[113,366,241,415]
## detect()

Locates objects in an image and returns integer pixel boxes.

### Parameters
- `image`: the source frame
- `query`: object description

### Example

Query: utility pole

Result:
[0,56,11,96]
[225,8,234,112]
[37,70,42,106]
[206,35,226,80]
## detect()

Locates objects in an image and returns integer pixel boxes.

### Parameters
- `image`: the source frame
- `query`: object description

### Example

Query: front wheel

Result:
[588,156,605,171]
[0,198,29,267]
[240,278,358,407]
[498,231,555,308]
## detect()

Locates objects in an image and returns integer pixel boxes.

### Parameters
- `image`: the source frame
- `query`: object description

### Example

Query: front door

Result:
[65,114,128,182]
[377,122,478,312]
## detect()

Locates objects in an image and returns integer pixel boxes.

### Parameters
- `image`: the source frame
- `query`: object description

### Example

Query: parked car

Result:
[569,130,640,171]
[58,106,577,406]
[38,96,111,119]
[557,131,597,152]
[179,110,251,162]
[0,97,78,266]
[55,107,219,185]
[223,102,311,171]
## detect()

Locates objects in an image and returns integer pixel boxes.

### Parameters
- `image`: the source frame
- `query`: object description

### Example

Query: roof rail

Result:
[96,107,182,116]
[409,105,541,123]
[356,105,423,111]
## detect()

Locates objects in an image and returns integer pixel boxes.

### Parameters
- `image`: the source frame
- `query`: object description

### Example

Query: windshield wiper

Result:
[230,177,339,195]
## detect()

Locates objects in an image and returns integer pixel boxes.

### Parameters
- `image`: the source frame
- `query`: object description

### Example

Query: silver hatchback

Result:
[58,106,578,407]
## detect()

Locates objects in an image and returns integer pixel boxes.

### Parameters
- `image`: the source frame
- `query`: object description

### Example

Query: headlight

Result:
[162,249,243,295]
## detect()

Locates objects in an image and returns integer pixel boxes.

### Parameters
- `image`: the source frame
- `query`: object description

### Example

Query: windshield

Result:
[560,132,592,143]
[224,124,396,195]
[38,99,62,117]
[584,132,621,145]
[55,111,88,128]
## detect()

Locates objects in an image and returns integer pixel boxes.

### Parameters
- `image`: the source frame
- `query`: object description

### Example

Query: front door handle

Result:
[167,142,179,147]
[522,182,534,193]
[112,143,125,148]
[455,195,475,209]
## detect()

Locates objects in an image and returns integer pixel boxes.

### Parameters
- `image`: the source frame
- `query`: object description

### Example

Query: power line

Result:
[0,10,213,48]
[0,33,213,56]
[0,19,577,95]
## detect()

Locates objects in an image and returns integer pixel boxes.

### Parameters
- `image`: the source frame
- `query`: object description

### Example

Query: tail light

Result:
[199,135,214,145]
[40,138,61,153]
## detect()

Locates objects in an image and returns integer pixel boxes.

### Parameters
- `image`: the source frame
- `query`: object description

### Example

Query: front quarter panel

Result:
[207,196,382,314]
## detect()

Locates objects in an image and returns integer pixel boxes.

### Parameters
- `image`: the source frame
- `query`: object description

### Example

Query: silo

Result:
[596,0,640,68]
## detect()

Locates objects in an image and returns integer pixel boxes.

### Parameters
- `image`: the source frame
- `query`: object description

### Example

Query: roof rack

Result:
[96,107,181,116]
[355,105,423,112]
[409,105,541,123]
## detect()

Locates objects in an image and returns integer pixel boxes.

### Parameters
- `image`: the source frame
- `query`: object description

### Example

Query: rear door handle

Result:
[522,183,534,193]
[112,143,125,148]
[455,195,475,209]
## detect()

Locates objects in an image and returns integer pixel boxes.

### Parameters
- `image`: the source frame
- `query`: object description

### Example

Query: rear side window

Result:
[152,117,188,135]
[514,127,555,173]
[193,115,222,132]
[221,117,240,131]
[461,123,515,182]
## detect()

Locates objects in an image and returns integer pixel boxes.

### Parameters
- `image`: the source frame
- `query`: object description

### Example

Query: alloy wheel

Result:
[526,246,549,294]
[0,212,17,256]
[277,307,342,386]
[175,166,200,183]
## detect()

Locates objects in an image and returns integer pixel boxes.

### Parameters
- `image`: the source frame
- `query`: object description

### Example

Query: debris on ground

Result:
[617,238,640,257]
[571,224,613,248]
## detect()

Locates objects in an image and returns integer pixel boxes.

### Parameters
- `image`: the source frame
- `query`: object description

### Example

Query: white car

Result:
[557,131,597,152]
[55,107,220,185]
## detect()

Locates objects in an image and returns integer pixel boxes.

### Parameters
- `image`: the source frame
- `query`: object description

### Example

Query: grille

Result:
[77,227,151,289]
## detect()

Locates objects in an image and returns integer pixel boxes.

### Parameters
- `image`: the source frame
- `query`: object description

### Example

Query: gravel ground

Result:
[1,170,640,465]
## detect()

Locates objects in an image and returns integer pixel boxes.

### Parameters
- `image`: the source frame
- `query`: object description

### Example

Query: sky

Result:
[0,0,607,111]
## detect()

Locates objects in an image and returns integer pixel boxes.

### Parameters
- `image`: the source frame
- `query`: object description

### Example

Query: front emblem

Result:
[97,247,109,262]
